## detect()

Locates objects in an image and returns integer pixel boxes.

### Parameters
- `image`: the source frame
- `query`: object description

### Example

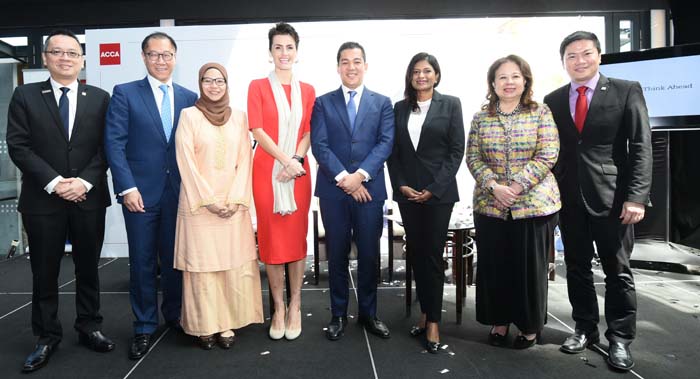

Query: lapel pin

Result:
[42,89,51,94]
[81,91,87,96]
[601,86,607,91]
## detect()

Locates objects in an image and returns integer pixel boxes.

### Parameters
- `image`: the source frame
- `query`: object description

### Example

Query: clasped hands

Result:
[206,203,241,218]
[399,186,432,203]
[54,177,87,202]
[337,172,372,203]
[275,158,306,183]
[490,181,523,210]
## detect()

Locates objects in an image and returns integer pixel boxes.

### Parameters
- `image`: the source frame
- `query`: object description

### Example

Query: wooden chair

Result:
[401,221,476,325]
[384,202,406,283]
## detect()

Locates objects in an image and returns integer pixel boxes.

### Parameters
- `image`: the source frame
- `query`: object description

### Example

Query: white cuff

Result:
[119,187,137,196]
[44,176,64,194]
[334,170,350,182]
[357,169,371,182]
[77,178,93,193]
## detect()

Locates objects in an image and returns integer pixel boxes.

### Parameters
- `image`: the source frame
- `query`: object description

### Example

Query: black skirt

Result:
[474,212,558,334]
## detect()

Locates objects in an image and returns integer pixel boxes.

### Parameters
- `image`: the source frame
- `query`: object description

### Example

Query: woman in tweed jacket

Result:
[466,55,561,349]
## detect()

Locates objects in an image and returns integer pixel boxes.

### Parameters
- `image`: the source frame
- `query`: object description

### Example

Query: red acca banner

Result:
[99,43,121,65]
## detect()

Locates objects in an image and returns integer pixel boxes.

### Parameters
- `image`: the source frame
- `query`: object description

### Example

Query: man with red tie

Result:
[544,31,652,371]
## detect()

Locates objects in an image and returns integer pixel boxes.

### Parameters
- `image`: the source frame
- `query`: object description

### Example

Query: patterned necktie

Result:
[159,84,173,141]
[59,87,70,139]
[574,86,588,133]
[347,90,357,131]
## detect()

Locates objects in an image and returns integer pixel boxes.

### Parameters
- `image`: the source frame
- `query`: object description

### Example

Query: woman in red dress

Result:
[247,22,315,341]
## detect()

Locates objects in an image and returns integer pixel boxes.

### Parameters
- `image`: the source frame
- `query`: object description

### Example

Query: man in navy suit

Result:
[311,42,395,341]
[104,32,197,359]
[7,29,115,373]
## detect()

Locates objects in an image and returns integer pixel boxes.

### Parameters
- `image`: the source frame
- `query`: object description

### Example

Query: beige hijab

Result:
[194,62,232,126]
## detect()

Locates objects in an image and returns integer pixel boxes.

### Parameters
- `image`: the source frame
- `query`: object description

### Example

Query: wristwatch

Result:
[292,155,304,165]
[487,182,496,194]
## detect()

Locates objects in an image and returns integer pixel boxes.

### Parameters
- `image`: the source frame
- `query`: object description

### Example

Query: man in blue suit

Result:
[104,32,197,359]
[311,41,395,341]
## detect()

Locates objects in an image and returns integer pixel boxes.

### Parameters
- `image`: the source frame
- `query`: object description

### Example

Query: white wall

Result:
[86,17,605,257]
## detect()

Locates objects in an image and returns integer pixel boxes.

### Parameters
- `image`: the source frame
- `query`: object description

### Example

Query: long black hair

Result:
[404,52,441,112]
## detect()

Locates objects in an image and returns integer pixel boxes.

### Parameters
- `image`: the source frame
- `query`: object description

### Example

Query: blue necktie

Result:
[59,87,70,139]
[347,90,357,131]
[159,84,173,142]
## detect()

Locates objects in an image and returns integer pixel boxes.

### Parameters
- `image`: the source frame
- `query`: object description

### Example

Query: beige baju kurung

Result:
[174,107,263,336]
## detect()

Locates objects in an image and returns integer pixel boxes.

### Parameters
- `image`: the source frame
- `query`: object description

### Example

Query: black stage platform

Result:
[1,253,698,378]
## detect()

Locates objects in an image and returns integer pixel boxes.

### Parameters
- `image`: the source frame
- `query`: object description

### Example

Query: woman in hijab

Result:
[174,62,263,350]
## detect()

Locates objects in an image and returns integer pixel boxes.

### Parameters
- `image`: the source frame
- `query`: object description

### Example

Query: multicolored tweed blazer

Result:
[466,103,561,220]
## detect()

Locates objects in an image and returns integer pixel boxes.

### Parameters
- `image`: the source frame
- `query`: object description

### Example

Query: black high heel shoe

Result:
[425,339,441,354]
[513,332,540,350]
[409,325,426,337]
[488,325,509,347]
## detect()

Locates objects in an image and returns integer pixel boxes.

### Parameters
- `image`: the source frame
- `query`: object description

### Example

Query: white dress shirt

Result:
[147,74,175,123]
[335,84,370,182]
[407,99,431,151]
[44,78,93,194]
[119,75,175,197]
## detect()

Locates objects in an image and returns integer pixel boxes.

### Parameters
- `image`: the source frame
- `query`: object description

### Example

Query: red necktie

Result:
[574,86,588,133]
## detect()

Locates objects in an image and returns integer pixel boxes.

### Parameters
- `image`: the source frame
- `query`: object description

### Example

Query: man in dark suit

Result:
[544,31,652,371]
[7,29,115,373]
[311,41,394,341]
[104,32,197,359]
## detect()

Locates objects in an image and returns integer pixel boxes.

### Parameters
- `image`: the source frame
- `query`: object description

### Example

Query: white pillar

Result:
[650,9,666,48]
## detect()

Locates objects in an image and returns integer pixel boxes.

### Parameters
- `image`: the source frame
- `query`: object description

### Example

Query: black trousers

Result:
[23,206,106,345]
[558,202,636,343]
[399,202,453,322]
[474,212,556,334]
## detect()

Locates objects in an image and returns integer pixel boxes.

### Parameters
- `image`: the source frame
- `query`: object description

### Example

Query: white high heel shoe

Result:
[284,308,302,341]
[268,309,285,340]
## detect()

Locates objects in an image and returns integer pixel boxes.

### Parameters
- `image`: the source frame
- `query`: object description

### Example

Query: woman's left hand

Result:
[276,169,294,183]
[410,189,433,203]
[509,182,524,195]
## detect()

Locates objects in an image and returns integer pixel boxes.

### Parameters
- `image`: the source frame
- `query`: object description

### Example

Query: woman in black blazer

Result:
[387,52,465,353]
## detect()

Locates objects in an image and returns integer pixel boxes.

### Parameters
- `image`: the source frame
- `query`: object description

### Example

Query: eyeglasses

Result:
[201,77,226,86]
[145,51,175,62]
[45,49,82,59]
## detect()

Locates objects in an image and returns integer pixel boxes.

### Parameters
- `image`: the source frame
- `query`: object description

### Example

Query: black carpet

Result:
[1,254,699,378]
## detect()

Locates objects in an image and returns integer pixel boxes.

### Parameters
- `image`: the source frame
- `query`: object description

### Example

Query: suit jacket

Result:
[311,86,394,201]
[388,91,465,204]
[544,74,652,217]
[6,79,111,215]
[104,77,198,207]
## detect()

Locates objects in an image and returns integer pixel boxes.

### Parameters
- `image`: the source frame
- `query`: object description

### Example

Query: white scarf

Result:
[268,71,303,215]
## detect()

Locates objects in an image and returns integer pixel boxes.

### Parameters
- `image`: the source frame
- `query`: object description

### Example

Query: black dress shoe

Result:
[513,334,538,349]
[128,334,151,360]
[79,331,115,352]
[359,316,391,339]
[425,340,441,354]
[409,325,426,337]
[488,326,509,347]
[326,316,347,341]
[22,344,58,373]
[560,329,599,354]
[607,341,635,371]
